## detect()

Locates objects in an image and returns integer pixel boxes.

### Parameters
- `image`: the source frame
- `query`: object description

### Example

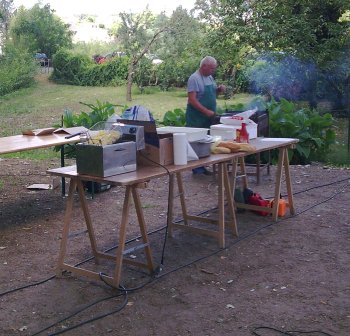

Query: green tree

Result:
[114,8,169,101]
[9,3,73,58]
[194,0,350,107]
[0,0,13,44]
[159,6,206,60]
[195,0,349,65]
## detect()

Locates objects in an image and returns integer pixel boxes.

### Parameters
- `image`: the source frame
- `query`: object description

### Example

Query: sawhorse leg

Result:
[57,180,155,288]
[272,147,295,221]
[168,162,237,248]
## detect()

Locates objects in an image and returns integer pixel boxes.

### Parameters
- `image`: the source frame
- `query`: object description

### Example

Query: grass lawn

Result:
[1,71,349,166]
[0,72,255,160]
[0,72,255,136]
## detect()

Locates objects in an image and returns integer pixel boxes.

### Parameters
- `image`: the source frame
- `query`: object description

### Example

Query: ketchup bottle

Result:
[237,122,249,143]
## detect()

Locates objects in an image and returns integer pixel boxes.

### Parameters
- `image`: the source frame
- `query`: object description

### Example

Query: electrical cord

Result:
[0,275,56,297]
[45,289,127,336]
[30,290,127,336]
[252,326,333,336]
[0,224,167,298]
[283,176,350,197]
[137,151,172,269]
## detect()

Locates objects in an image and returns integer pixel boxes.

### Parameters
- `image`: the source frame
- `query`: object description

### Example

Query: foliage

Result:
[160,108,186,126]
[0,0,13,43]
[317,45,350,111]
[157,57,198,91]
[50,49,129,86]
[195,0,350,65]
[50,49,92,85]
[157,7,207,62]
[56,100,127,157]
[82,56,129,86]
[266,98,336,164]
[62,100,123,128]
[0,43,36,96]
[72,41,117,59]
[194,0,350,108]
[134,57,154,89]
[116,9,170,101]
[216,102,246,115]
[9,3,73,58]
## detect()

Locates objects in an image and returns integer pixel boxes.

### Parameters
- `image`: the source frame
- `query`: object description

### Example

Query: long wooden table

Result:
[0,133,81,194]
[0,133,80,155]
[47,137,298,287]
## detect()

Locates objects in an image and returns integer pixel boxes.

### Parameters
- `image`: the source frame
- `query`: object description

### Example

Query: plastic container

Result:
[156,126,208,142]
[271,198,288,217]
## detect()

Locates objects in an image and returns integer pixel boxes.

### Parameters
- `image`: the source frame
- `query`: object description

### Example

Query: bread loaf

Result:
[211,146,231,154]
[217,141,241,152]
[237,143,256,152]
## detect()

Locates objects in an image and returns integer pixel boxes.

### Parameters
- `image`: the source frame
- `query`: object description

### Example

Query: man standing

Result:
[186,56,225,174]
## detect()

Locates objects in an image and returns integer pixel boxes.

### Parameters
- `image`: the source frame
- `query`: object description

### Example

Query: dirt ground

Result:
[0,157,350,336]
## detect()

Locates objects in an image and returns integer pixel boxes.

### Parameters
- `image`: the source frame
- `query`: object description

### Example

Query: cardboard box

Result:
[119,120,174,166]
[210,121,257,140]
[138,134,173,166]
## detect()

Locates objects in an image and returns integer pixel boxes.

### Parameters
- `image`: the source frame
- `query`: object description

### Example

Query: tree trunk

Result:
[126,62,135,102]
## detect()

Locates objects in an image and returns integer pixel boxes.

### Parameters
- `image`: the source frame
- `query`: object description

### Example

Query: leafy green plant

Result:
[267,98,336,164]
[51,49,128,86]
[160,108,186,126]
[0,44,37,96]
[55,100,128,157]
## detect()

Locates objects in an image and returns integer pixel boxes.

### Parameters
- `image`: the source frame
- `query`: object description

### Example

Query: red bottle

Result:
[237,122,249,143]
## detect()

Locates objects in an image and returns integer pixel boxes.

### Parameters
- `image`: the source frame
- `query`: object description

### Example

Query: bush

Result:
[51,49,92,85]
[55,100,128,158]
[161,108,186,126]
[157,58,198,91]
[267,98,336,164]
[0,45,37,96]
[51,49,129,86]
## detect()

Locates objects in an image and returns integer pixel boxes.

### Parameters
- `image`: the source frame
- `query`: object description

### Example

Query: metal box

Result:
[76,141,136,177]
[189,141,211,158]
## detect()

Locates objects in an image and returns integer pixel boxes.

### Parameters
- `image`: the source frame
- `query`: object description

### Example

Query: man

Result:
[186,56,225,174]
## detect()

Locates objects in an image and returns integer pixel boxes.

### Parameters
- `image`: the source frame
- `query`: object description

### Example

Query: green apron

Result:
[186,81,216,128]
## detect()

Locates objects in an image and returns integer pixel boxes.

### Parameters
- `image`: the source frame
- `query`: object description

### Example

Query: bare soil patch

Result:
[0,158,350,336]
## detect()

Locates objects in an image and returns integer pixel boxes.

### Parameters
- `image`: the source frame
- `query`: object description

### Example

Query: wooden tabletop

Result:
[0,134,81,155]
[47,138,298,186]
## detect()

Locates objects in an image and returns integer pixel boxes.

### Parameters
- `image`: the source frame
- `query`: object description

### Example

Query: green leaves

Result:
[57,100,128,158]
[161,108,186,126]
[9,3,72,57]
[267,98,336,164]
[62,100,125,129]
[51,49,129,86]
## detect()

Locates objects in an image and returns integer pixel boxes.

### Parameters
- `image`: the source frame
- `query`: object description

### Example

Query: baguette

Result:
[211,146,231,154]
[217,141,241,152]
[237,143,256,152]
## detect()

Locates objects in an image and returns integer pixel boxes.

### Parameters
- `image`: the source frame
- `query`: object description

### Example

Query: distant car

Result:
[93,51,127,64]
[34,52,49,66]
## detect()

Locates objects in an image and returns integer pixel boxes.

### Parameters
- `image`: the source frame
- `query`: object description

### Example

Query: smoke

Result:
[246,52,317,102]
[245,50,350,112]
